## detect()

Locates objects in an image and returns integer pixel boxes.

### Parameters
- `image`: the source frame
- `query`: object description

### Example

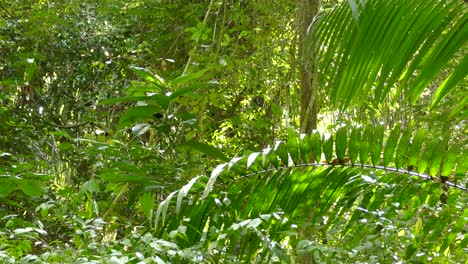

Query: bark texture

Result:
[298,0,319,134]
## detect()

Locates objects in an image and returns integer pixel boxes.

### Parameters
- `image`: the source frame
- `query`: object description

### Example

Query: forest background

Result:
[0,0,467,263]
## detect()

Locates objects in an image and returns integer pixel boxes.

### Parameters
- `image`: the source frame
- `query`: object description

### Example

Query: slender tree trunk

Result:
[297,2,320,264]
[298,0,319,134]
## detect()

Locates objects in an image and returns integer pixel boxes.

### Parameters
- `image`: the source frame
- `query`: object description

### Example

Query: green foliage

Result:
[0,0,466,262]
[313,0,467,113]
[0,153,51,199]
[156,125,467,262]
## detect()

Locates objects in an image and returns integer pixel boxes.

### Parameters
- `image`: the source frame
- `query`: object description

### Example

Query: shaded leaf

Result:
[383,124,400,167]
[323,133,334,163]
[182,141,229,162]
[118,106,163,130]
[335,126,347,162]
[17,180,45,197]
[168,69,207,86]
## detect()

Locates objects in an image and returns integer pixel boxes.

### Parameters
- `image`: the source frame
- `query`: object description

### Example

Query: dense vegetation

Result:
[0,0,466,263]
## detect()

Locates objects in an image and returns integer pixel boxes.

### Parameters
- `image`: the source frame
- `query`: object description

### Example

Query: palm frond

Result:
[310,0,467,112]
[155,125,467,262]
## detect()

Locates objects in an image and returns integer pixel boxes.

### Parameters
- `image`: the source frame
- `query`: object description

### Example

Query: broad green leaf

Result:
[359,126,372,165]
[370,123,384,166]
[428,138,447,177]
[78,179,100,199]
[125,83,163,96]
[130,66,165,88]
[169,83,205,100]
[182,141,229,162]
[310,131,322,163]
[99,95,153,105]
[117,105,163,130]
[17,180,45,197]
[168,69,207,86]
[323,133,333,163]
[405,244,418,260]
[335,126,347,162]
[395,122,414,169]
[383,124,400,167]
[417,138,439,174]
[0,180,15,198]
[299,134,312,164]
[440,146,458,177]
[348,126,361,164]
[408,129,426,169]
[140,192,155,220]
[287,131,300,165]
[25,60,37,82]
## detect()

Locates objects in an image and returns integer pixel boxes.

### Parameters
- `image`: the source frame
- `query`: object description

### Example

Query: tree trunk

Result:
[297,2,320,264]
[298,0,319,134]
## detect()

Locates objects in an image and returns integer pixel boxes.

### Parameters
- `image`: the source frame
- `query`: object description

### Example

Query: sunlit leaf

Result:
[130,66,165,89]
[202,163,228,200]
[140,192,155,221]
[177,176,201,214]
[443,147,458,174]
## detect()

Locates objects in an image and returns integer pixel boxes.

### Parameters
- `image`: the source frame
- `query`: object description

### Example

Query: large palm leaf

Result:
[310,0,467,114]
[154,125,467,263]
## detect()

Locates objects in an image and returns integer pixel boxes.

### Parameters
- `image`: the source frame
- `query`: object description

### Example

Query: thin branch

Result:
[102,183,129,219]
[182,0,217,75]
